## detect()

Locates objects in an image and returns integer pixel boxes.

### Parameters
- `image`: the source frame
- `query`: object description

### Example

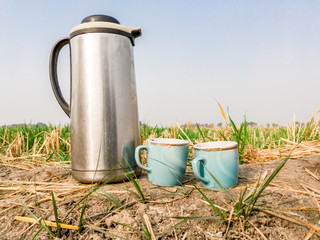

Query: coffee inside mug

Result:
[148,138,189,146]
[194,141,237,151]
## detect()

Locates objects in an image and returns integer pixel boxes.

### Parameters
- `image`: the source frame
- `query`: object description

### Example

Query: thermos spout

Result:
[131,27,142,38]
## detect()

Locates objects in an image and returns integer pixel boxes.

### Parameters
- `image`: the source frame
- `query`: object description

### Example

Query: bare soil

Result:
[0,155,320,239]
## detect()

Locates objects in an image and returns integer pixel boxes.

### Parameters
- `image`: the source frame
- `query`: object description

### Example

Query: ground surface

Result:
[0,155,320,239]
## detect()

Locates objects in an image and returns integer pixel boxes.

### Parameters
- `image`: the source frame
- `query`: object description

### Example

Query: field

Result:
[0,113,320,239]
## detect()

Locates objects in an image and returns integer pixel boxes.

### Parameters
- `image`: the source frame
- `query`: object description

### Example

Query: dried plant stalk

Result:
[14,216,79,230]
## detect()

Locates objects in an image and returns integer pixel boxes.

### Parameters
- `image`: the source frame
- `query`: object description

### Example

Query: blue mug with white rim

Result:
[135,138,189,186]
[192,141,239,190]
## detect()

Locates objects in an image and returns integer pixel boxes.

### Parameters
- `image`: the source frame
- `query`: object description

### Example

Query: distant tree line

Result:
[0,122,48,128]
[3,121,314,130]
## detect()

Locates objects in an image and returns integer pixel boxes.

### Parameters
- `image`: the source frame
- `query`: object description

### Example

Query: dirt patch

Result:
[0,155,320,239]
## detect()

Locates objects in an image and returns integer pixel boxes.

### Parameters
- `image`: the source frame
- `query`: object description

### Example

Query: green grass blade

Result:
[106,200,111,212]
[45,150,56,161]
[244,143,299,216]
[32,226,44,240]
[142,158,225,221]
[163,216,220,220]
[239,122,244,136]
[311,210,320,227]
[107,152,146,202]
[176,185,193,197]
[229,116,238,135]
[102,186,140,199]
[234,186,247,215]
[18,196,37,220]
[203,164,235,202]
[140,217,152,239]
[186,180,224,220]
[157,219,186,238]
[99,191,123,208]
[218,130,228,141]
[205,219,225,230]
[78,203,87,233]
[51,191,60,237]
[18,196,56,237]
[243,181,260,202]
[92,133,104,183]
[63,168,124,221]
[153,192,184,200]
[196,123,206,142]
[253,153,291,200]
[126,172,145,202]
[117,158,146,202]
[243,117,247,139]
[114,221,145,236]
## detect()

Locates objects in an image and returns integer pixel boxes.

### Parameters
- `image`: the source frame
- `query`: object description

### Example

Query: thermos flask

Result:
[49,15,141,183]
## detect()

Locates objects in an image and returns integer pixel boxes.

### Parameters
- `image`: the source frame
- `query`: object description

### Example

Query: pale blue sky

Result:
[0,1,319,126]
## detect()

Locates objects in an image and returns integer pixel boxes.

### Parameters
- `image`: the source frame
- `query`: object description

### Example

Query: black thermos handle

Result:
[49,37,71,117]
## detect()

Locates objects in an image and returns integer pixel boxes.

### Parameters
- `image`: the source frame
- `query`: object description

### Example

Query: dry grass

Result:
[1,110,320,163]
[0,110,320,238]
[1,126,70,159]
[0,154,318,239]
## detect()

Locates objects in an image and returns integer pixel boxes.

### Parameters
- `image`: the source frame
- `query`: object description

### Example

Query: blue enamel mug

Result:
[192,141,239,190]
[135,138,189,186]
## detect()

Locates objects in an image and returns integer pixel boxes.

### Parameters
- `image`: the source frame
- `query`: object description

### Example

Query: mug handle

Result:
[135,145,151,172]
[192,157,210,185]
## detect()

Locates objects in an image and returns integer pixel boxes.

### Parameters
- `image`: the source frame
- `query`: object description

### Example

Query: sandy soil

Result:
[0,155,319,239]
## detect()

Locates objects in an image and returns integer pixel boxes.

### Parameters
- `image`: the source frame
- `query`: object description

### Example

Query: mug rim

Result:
[147,138,189,146]
[194,141,238,151]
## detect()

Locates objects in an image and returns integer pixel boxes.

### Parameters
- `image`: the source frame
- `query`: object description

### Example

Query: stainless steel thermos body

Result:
[49,15,141,183]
